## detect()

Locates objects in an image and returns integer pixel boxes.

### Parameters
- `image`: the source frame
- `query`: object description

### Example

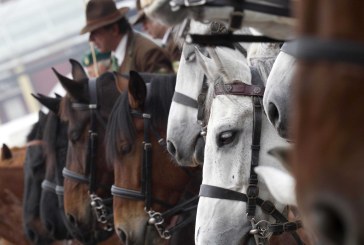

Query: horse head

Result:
[263,43,297,140]
[55,60,119,244]
[23,110,56,244]
[32,93,73,240]
[106,71,197,244]
[194,46,293,244]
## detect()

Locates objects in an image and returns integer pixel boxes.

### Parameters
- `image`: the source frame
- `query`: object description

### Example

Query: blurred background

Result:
[0,0,138,147]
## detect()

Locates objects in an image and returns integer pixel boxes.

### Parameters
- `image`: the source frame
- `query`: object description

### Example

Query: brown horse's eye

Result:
[217,130,237,147]
[70,130,81,143]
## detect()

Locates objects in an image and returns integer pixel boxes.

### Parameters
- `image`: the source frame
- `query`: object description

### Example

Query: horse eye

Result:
[217,130,237,147]
[70,130,81,143]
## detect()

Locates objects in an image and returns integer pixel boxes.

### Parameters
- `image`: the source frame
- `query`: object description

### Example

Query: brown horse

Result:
[292,1,364,244]
[106,71,199,244]
[0,144,29,245]
[56,60,120,244]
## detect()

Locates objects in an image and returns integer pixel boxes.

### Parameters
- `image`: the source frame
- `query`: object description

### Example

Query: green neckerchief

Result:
[111,55,119,72]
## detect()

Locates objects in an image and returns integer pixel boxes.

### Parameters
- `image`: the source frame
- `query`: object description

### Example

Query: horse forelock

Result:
[105,91,135,166]
[144,73,176,129]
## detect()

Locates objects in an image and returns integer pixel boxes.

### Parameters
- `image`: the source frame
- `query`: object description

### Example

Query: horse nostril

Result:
[117,228,128,243]
[67,214,77,227]
[26,228,38,243]
[268,102,279,126]
[311,202,347,245]
[45,221,55,235]
[167,140,177,157]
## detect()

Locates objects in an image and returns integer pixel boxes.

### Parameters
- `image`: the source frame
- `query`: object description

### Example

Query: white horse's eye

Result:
[217,130,237,147]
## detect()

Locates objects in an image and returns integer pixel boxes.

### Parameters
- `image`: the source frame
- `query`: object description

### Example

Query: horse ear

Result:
[128,71,147,109]
[1,144,12,160]
[53,68,88,101]
[31,93,61,114]
[195,47,215,84]
[69,59,88,81]
[268,146,293,173]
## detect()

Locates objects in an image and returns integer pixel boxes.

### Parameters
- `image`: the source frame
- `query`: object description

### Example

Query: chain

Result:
[146,209,172,239]
[90,193,113,231]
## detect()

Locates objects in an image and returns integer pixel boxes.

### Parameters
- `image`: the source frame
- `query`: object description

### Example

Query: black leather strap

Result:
[172,92,199,109]
[284,37,364,65]
[41,180,57,193]
[62,167,89,184]
[188,33,286,47]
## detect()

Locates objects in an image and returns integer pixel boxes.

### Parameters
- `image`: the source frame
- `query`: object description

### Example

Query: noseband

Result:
[61,77,113,233]
[199,69,303,245]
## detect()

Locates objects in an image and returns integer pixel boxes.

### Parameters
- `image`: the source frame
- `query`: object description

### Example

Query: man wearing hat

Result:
[81,0,174,74]
[82,49,112,78]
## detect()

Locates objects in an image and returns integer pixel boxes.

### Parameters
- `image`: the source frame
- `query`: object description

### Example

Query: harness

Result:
[61,78,114,232]
[199,68,304,245]
[111,84,199,240]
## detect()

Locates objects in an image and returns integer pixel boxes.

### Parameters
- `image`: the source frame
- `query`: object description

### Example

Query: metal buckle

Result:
[144,142,152,150]
[142,113,151,119]
[89,104,97,109]
[184,0,206,7]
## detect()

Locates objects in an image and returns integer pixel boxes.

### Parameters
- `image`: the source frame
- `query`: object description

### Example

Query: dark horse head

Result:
[106,71,200,244]
[55,60,120,244]
[23,110,56,244]
[32,94,75,241]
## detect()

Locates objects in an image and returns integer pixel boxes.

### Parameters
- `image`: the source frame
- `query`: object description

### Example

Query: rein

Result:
[199,70,304,245]
[111,92,199,240]
[62,78,113,232]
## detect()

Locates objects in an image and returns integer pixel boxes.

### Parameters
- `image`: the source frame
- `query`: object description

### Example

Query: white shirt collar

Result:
[113,34,128,66]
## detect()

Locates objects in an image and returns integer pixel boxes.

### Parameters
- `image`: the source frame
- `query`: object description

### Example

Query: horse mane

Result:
[106,73,176,165]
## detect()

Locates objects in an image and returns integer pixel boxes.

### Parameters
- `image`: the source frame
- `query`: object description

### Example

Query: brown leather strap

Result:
[214,81,265,97]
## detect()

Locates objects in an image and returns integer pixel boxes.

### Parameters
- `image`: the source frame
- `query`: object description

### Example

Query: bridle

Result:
[170,0,291,30]
[61,77,114,233]
[172,75,209,137]
[198,69,304,245]
[111,84,199,240]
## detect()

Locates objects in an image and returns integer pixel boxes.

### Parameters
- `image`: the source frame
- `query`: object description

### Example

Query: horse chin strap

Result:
[199,74,303,245]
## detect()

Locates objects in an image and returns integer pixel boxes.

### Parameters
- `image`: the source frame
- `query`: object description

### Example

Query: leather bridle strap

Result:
[187,33,286,47]
[172,92,198,109]
[170,0,291,17]
[199,185,287,222]
[62,167,89,183]
[199,184,304,244]
[214,81,265,97]
[282,37,364,65]
[41,180,57,193]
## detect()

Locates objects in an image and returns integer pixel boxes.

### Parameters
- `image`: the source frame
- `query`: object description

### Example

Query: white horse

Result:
[140,0,296,39]
[194,46,290,244]
[263,43,297,139]
[166,21,211,167]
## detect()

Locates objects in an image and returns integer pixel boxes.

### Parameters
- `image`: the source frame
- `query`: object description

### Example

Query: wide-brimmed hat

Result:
[80,0,129,34]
